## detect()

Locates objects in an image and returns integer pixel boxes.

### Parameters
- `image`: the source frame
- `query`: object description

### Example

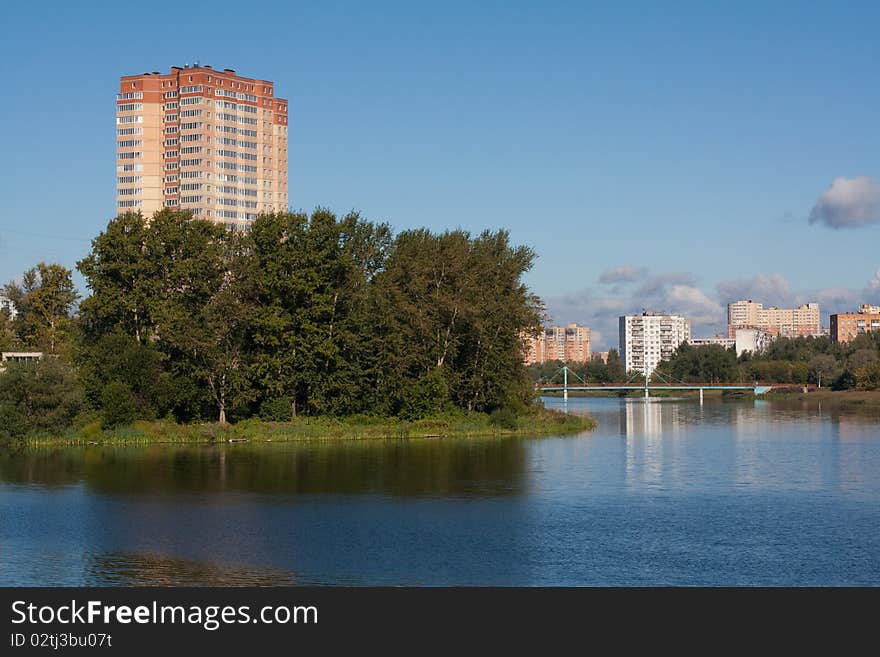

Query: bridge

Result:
[536,365,772,403]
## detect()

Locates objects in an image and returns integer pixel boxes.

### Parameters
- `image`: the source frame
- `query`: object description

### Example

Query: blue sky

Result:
[1,1,878,348]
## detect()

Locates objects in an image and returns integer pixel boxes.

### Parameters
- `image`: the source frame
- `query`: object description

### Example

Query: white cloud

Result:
[808,176,880,229]
[597,265,647,285]
[667,284,723,326]
[865,270,880,304]
[716,273,795,307]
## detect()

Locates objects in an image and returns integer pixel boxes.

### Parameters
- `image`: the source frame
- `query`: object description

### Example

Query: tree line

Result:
[1,209,543,439]
[527,334,880,390]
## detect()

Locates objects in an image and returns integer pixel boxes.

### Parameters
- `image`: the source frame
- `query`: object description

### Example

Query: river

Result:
[1,396,879,585]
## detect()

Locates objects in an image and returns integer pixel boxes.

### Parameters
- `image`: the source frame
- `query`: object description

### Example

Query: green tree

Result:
[77,212,153,344]
[101,381,138,428]
[0,358,83,441]
[400,367,451,419]
[605,349,625,382]
[0,306,16,352]
[4,263,78,353]
[855,361,880,391]
[377,228,541,412]
[808,354,838,388]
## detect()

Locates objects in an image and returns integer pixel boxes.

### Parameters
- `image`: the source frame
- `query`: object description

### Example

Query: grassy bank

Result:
[13,407,595,448]
[762,389,880,406]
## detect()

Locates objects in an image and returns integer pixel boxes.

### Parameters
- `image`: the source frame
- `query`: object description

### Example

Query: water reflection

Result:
[3,399,880,586]
[86,552,297,586]
[0,438,528,497]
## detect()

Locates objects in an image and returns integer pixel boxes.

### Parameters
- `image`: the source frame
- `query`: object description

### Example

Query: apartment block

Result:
[830,305,880,344]
[726,300,820,339]
[116,64,288,230]
[525,323,591,364]
[619,312,691,374]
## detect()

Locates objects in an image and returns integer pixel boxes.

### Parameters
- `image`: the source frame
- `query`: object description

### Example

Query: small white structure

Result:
[688,335,735,350]
[0,294,16,320]
[0,352,43,372]
[734,329,774,358]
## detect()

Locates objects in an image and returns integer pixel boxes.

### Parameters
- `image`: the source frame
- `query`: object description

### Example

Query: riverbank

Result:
[11,407,595,448]
[763,389,880,406]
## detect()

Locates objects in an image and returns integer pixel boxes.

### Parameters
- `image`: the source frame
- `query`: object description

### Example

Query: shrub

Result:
[0,358,82,437]
[489,408,519,430]
[259,397,293,422]
[400,367,450,420]
[101,381,138,428]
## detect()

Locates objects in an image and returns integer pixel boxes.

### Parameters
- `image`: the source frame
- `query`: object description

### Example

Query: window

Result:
[116,115,143,124]
[117,139,142,148]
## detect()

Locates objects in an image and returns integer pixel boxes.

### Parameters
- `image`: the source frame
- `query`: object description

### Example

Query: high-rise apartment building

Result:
[116,65,288,229]
[726,300,820,339]
[619,312,690,374]
[830,305,880,344]
[524,323,591,364]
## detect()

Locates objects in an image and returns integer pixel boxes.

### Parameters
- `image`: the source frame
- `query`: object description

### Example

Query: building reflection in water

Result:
[622,399,686,489]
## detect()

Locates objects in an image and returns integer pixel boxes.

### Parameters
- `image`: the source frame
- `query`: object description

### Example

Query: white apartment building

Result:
[619,312,691,375]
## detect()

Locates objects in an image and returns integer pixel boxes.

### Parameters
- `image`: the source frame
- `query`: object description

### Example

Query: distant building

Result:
[591,351,610,364]
[525,323,591,364]
[830,305,880,344]
[734,328,774,357]
[688,335,735,350]
[619,312,690,375]
[0,294,16,320]
[727,300,820,339]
